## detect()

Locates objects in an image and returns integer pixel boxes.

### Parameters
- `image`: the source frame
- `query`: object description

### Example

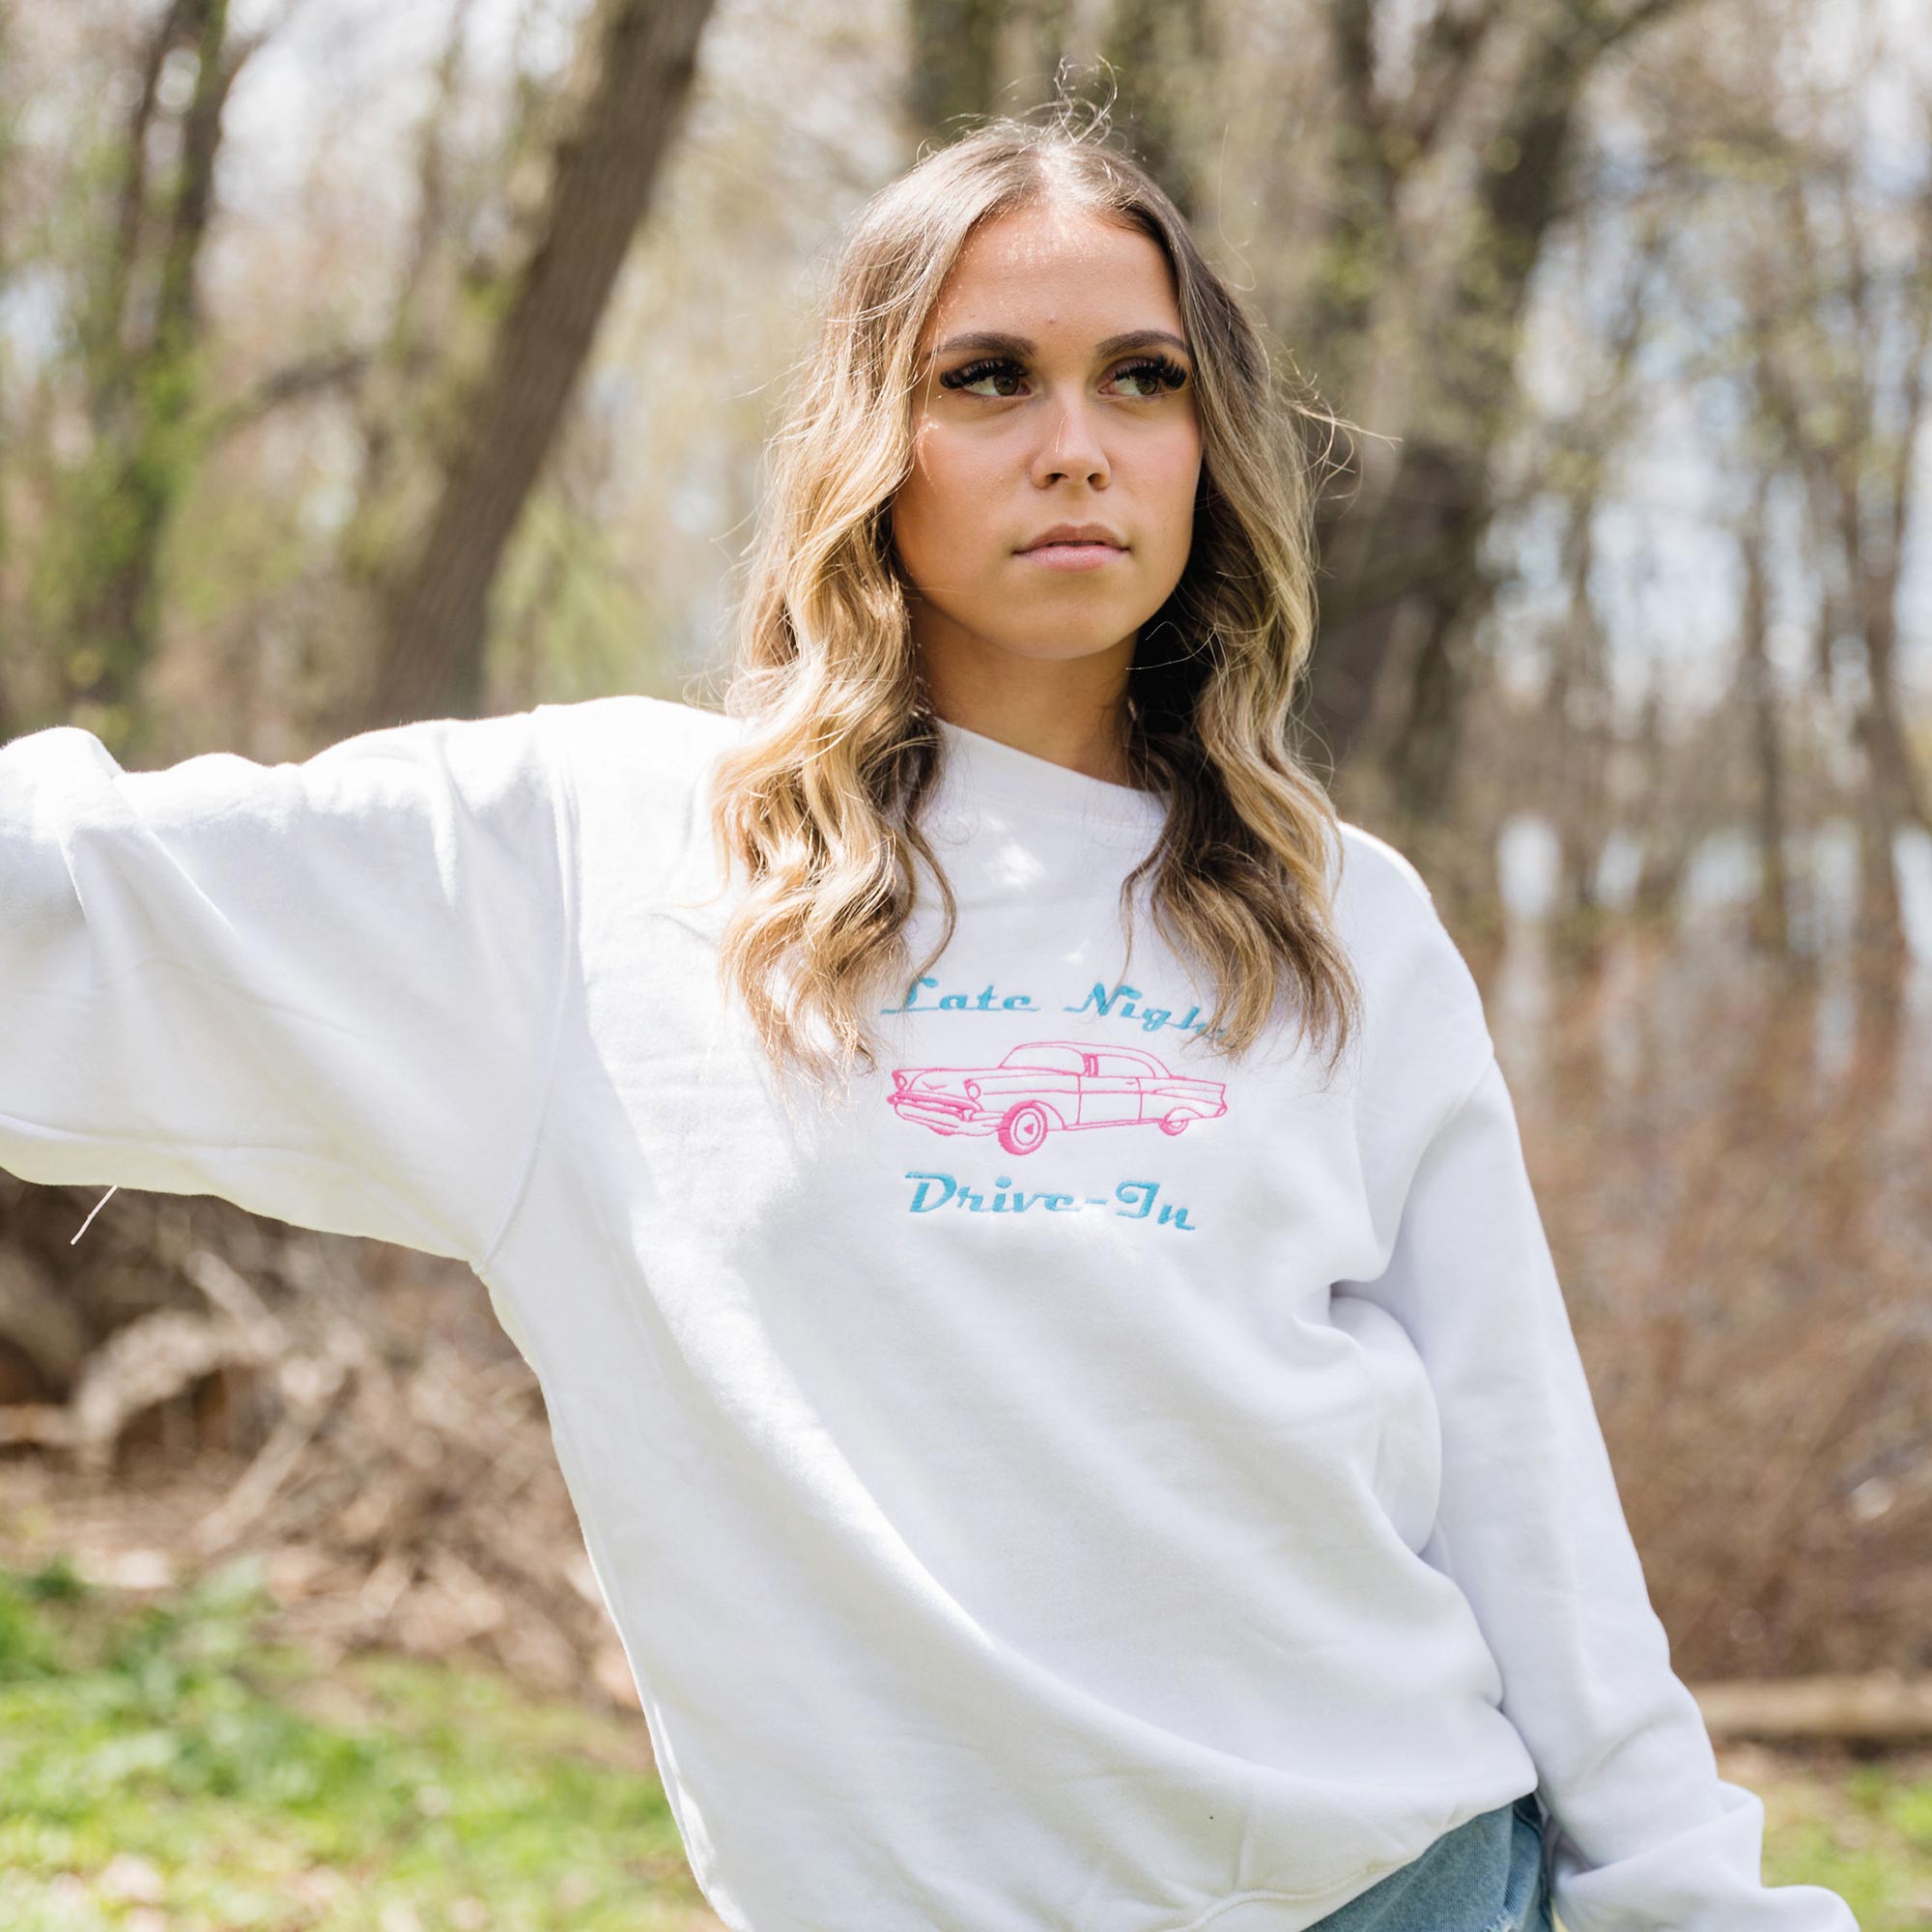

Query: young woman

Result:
[0,115,1858,1932]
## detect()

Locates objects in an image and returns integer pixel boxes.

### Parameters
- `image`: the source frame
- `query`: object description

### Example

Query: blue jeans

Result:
[1303,1793,1552,1932]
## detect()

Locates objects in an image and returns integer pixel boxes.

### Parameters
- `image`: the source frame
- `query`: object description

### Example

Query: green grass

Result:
[0,1555,714,1930]
[0,1554,1925,1930]
[1741,1744,1932,1932]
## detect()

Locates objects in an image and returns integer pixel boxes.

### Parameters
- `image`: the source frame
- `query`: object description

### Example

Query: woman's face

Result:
[893,202,1203,688]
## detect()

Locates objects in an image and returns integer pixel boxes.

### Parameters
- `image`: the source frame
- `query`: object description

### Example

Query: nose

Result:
[1028,393,1110,489]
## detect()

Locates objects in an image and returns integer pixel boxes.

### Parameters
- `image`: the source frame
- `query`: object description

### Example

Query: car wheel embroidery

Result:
[887,1039,1228,1153]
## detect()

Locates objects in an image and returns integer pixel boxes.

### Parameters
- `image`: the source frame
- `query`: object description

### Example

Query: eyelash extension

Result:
[938,353,1190,398]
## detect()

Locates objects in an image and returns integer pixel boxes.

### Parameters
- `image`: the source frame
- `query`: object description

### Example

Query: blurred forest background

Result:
[1,0,1929,1924]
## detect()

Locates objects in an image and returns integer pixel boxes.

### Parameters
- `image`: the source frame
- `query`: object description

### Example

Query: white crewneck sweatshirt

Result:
[0,695,1858,1932]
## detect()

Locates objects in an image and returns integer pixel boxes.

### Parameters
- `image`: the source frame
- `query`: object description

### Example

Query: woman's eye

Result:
[1112,355,1190,399]
[937,354,1190,401]
[941,356,1027,398]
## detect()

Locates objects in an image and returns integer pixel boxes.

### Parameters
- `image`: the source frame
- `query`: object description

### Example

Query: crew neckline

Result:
[932,716,1168,831]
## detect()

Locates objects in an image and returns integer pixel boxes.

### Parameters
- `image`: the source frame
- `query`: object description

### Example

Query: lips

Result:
[1019,523,1126,551]
[1018,541,1127,572]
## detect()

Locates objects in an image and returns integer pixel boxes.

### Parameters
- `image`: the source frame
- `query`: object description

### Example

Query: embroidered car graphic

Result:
[887,1039,1229,1156]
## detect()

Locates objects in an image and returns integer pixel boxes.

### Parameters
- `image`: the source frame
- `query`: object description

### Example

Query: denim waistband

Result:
[1299,1792,1550,1932]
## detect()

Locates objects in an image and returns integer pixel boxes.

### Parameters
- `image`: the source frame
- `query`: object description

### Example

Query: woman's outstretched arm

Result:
[1342,1037,1861,1932]
[0,707,574,1266]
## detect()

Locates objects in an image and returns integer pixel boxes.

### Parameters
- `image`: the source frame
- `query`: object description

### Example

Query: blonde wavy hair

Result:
[698,104,1364,1101]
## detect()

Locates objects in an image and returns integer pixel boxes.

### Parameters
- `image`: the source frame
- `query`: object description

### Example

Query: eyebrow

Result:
[925,327,1192,363]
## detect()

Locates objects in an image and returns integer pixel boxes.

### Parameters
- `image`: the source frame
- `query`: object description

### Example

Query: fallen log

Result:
[1693,1671,1932,1742]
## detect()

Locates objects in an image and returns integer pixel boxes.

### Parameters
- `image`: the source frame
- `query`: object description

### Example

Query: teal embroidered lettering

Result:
[901,1170,1197,1228]
[905,1171,957,1211]
[881,975,1037,1014]
[1063,980,1138,1017]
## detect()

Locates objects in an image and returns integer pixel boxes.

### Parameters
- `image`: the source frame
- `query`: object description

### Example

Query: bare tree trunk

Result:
[31,0,263,758]
[1629,683,1692,924]
[1548,499,1614,928]
[347,0,484,529]
[1753,157,1932,969]
[1094,0,1220,220]
[905,0,1009,150]
[1307,0,1506,412]
[336,0,720,735]
[1737,463,1793,959]
[1540,200,1661,941]
[0,0,19,741]
[1306,0,1700,819]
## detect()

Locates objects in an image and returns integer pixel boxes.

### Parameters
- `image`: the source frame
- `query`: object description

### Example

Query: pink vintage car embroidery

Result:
[887,1039,1229,1155]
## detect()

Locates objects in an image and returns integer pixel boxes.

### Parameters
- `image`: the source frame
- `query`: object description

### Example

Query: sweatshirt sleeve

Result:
[1348,1044,1861,1932]
[0,706,574,1266]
